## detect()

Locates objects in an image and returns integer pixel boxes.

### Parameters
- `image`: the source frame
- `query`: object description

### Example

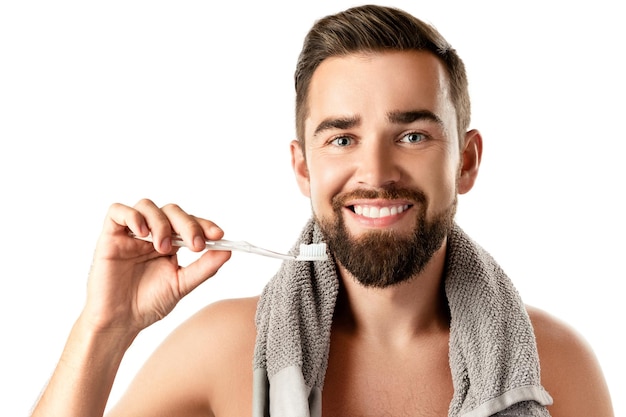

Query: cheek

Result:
[307,157,349,208]
[413,153,459,211]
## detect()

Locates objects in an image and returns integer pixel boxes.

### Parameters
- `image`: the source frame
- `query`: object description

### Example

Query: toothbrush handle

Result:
[170,235,295,261]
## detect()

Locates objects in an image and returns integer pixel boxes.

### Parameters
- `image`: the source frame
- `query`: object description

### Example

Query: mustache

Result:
[331,185,428,210]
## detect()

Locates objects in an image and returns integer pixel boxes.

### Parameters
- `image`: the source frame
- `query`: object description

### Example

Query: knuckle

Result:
[108,202,125,212]
[161,203,182,212]
[135,198,156,209]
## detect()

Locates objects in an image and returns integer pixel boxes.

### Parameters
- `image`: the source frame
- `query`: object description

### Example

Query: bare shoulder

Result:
[107,296,259,417]
[526,305,614,417]
[188,295,260,337]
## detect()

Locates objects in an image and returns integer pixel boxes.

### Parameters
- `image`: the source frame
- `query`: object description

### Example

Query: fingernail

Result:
[161,237,171,251]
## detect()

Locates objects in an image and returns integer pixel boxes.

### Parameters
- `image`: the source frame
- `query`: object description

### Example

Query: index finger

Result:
[160,203,225,252]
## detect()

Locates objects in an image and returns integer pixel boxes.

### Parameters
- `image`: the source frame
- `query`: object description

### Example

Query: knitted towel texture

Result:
[252,219,553,417]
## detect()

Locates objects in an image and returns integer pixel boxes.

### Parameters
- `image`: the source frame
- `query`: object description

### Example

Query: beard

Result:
[316,186,457,288]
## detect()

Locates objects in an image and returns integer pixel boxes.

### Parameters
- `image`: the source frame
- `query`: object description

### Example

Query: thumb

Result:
[176,250,232,297]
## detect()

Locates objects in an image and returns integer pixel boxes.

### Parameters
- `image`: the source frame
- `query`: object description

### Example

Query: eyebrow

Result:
[387,110,444,126]
[313,115,361,136]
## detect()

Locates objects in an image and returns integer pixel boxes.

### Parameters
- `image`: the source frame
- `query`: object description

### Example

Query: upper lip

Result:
[346,198,414,208]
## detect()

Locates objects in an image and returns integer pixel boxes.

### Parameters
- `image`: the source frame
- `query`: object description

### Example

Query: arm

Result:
[30,199,231,417]
[528,306,614,417]
[30,314,136,417]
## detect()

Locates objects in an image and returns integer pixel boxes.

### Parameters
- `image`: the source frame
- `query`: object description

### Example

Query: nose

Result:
[355,138,401,188]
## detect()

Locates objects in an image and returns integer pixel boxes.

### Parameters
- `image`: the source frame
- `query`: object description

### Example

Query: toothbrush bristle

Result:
[297,243,328,260]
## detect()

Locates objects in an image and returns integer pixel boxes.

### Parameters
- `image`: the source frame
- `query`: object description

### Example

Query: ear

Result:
[290,140,311,197]
[457,129,483,195]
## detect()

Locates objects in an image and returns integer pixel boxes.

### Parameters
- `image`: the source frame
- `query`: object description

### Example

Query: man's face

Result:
[291,50,477,286]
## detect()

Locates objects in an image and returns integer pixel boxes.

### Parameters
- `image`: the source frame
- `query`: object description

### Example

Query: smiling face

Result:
[291,50,481,286]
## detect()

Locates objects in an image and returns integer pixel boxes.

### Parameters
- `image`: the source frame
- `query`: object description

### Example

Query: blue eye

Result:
[331,136,352,146]
[401,132,426,143]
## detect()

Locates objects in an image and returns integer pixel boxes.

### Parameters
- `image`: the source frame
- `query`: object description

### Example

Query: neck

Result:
[333,240,450,345]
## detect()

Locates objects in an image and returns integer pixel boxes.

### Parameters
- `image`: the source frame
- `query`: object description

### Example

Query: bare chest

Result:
[321,333,453,417]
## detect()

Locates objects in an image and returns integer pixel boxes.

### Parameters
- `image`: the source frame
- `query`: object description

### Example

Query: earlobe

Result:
[457,129,483,195]
[290,140,312,197]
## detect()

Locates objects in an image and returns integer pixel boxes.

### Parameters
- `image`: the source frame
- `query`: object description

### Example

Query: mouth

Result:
[348,203,412,219]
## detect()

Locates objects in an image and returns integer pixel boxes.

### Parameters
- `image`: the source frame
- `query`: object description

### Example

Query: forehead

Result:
[304,50,455,138]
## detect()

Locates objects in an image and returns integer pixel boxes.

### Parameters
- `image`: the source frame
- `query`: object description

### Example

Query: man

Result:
[30,5,613,417]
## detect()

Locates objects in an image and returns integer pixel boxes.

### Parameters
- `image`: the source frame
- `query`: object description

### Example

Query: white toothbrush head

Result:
[296,243,328,261]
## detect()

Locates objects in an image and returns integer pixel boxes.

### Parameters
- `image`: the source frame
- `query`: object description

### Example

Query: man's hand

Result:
[82,198,232,334]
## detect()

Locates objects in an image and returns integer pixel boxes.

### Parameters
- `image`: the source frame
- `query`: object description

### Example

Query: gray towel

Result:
[252,218,553,417]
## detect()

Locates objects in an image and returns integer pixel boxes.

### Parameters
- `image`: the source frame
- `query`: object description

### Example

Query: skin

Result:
[30,51,614,417]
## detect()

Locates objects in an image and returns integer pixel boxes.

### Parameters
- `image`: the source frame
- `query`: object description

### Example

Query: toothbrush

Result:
[129,232,328,262]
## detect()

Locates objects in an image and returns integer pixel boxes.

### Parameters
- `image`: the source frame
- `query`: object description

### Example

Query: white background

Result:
[1,1,623,415]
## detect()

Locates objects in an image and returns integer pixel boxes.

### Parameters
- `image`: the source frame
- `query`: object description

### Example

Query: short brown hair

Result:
[294,5,471,146]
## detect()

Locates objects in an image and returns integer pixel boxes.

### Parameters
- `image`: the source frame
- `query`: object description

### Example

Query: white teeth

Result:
[352,204,409,219]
